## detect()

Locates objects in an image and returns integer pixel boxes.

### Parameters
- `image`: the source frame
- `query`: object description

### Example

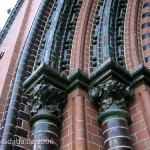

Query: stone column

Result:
[89,79,134,150]
[26,81,66,150]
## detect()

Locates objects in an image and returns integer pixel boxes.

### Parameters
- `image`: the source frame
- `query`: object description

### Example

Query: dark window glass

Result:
[143,43,150,51]
[142,13,147,18]
[142,33,150,39]
[145,55,150,63]
[142,12,150,18]
[143,2,150,8]
[142,22,150,29]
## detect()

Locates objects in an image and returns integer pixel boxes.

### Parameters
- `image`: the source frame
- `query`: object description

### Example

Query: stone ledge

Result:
[23,60,150,93]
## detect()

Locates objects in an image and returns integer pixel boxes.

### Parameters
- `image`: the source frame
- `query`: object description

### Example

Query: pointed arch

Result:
[83,0,128,74]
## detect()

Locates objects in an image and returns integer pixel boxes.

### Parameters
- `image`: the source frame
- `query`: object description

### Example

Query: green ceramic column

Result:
[26,81,66,150]
[89,79,133,150]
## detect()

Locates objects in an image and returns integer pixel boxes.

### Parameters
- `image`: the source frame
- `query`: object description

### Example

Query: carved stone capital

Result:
[89,80,133,113]
[26,81,67,119]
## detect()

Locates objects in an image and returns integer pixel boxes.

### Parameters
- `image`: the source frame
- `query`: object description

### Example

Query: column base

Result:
[98,109,132,125]
[29,113,62,127]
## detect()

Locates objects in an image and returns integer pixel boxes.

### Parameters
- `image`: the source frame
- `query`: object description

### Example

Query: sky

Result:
[0,0,17,29]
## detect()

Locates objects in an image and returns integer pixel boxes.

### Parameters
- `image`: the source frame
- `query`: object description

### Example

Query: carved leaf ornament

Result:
[89,80,133,113]
[27,82,66,118]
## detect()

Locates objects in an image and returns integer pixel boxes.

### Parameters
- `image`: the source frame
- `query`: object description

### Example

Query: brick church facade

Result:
[0,0,150,149]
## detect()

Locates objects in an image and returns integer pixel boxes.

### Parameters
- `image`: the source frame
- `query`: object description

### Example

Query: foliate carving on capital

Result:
[26,81,67,118]
[88,80,133,113]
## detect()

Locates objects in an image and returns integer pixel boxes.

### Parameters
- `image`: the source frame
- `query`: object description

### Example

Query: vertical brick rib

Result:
[74,96,87,150]
[139,85,150,135]
[60,88,88,150]
[125,0,143,70]
[70,0,94,73]
[83,0,97,74]
[129,84,150,149]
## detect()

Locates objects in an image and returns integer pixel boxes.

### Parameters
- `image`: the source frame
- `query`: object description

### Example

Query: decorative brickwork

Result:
[0,0,150,150]
[141,0,150,68]
[0,1,43,149]
[125,0,143,70]
[70,0,94,73]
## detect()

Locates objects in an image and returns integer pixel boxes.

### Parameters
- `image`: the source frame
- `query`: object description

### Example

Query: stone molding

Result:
[23,59,150,94]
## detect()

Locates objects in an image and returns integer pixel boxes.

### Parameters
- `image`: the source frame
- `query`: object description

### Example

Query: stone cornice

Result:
[23,60,150,94]
[68,69,89,92]
[130,64,150,88]
[23,63,90,94]
[89,59,150,88]
[23,63,69,94]
[89,59,132,87]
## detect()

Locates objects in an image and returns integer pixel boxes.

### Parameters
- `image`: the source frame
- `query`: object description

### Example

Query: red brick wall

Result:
[0,0,32,132]
[0,0,150,149]
[60,88,104,150]
[129,84,150,149]
[11,1,42,149]
[0,1,41,149]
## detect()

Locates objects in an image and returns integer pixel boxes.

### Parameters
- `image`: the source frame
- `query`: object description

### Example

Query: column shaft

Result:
[88,79,134,150]
[102,118,132,150]
[74,96,87,149]
[31,119,59,150]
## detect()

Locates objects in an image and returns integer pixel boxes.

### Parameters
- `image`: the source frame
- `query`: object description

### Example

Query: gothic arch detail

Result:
[1,0,150,149]
[124,0,144,70]
[141,0,150,68]
[25,0,83,77]
[82,0,128,74]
